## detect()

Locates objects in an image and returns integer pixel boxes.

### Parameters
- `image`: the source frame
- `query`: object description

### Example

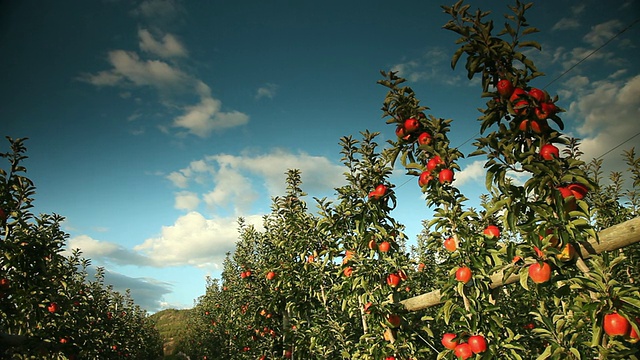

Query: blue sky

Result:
[1,0,639,313]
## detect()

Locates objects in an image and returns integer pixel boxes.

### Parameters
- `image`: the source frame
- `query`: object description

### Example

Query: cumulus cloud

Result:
[66,235,155,267]
[565,74,640,177]
[256,83,279,100]
[583,20,624,47]
[453,160,485,187]
[166,149,345,215]
[551,4,585,31]
[390,47,462,85]
[85,266,173,313]
[173,82,249,137]
[131,0,185,26]
[134,212,264,268]
[79,3,248,137]
[174,191,200,211]
[138,29,187,58]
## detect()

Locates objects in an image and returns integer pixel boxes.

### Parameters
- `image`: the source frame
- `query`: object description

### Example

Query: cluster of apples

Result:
[240,269,252,279]
[441,333,488,359]
[394,116,455,187]
[496,79,560,134]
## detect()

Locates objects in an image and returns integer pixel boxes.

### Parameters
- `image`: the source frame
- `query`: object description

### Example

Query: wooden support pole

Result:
[401,216,640,312]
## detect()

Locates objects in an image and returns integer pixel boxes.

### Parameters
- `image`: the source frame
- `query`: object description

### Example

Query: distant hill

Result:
[150,308,192,358]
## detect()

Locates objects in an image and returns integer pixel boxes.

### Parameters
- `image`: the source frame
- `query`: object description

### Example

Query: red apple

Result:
[387,314,401,328]
[629,317,639,341]
[518,119,542,133]
[455,266,472,284]
[483,225,500,239]
[443,237,457,252]
[417,132,432,146]
[558,186,573,199]
[496,79,514,98]
[368,184,387,200]
[427,156,443,171]
[47,302,59,313]
[438,169,454,184]
[513,100,530,116]
[266,271,276,280]
[528,262,551,283]
[568,183,588,200]
[441,333,458,350]
[417,263,426,272]
[403,118,420,133]
[603,312,631,337]
[468,335,487,354]
[509,87,527,102]
[534,106,550,120]
[343,267,353,277]
[367,239,377,250]
[378,241,391,253]
[539,144,559,160]
[454,343,473,360]
[386,273,401,287]
[528,88,547,102]
[541,101,559,116]
[418,171,433,187]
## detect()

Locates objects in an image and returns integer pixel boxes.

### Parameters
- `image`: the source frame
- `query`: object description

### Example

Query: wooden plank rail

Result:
[401,216,640,312]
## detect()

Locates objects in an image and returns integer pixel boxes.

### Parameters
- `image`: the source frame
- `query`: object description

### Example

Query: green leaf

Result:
[620,295,640,310]
[569,347,581,359]
[535,345,552,360]
[451,47,465,70]
[520,268,529,291]
[518,41,541,50]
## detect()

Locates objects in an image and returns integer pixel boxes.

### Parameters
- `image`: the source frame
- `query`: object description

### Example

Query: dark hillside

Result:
[150,309,192,358]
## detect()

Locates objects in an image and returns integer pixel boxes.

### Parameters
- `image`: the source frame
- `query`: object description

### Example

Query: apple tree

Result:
[0,137,163,359]
[376,1,639,358]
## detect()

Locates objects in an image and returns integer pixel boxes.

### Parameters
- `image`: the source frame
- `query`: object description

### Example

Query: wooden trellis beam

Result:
[401,216,640,312]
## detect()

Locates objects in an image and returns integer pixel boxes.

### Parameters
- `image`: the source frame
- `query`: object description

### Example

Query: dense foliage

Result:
[0,137,164,359]
[181,1,639,359]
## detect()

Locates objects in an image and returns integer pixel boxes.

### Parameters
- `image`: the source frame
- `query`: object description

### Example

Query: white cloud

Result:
[551,4,585,31]
[583,20,623,47]
[80,50,189,91]
[80,5,249,138]
[202,163,258,214]
[66,235,155,267]
[167,149,345,215]
[552,18,580,31]
[174,191,200,211]
[173,94,249,137]
[132,0,184,26]
[390,47,460,84]
[453,160,485,187]
[134,212,264,268]
[256,83,279,100]
[167,170,190,188]
[138,29,187,58]
[85,266,173,313]
[566,74,640,176]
